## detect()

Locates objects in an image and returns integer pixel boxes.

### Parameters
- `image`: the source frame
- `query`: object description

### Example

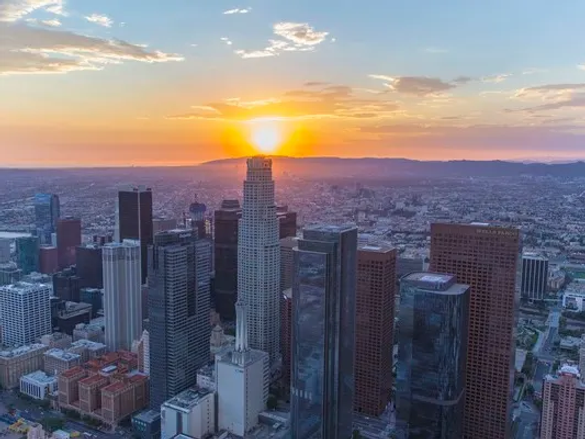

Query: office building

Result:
[0,262,22,286]
[189,201,208,240]
[521,253,549,300]
[541,365,585,439]
[161,388,215,439]
[92,234,113,246]
[153,218,177,234]
[76,243,103,289]
[430,222,520,439]
[281,288,293,388]
[0,238,10,263]
[34,193,60,245]
[103,240,142,351]
[72,323,105,344]
[80,288,103,315]
[118,186,153,284]
[355,244,396,416]
[39,246,58,274]
[39,332,72,350]
[16,236,40,275]
[56,217,81,270]
[0,344,48,389]
[238,157,281,364]
[20,371,58,400]
[0,282,51,346]
[213,199,241,321]
[277,205,297,239]
[217,301,269,437]
[44,348,81,375]
[396,273,470,439]
[55,301,92,335]
[132,410,161,439]
[53,267,81,302]
[280,236,297,292]
[148,229,211,410]
[291,224,358,439]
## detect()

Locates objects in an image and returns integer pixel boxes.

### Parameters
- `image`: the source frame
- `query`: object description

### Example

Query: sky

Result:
[2,0,585,167]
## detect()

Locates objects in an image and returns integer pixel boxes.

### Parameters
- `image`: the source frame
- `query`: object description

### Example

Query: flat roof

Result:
[303,223,356,233]
[163,388,213,411]
[403,272,469,296]
[133,409,161,423]
[0,343,46,358]
[21,370,58,384]
[359,243,394,253]
[45,349,81,362]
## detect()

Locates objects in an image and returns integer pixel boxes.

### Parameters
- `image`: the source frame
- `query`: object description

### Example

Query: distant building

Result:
[118,186,153,284]
[0,238,11,263]
[291,224,358,439]
[0,344,48,389]
[521,253,549,300]
[541,365,585,439]
[52,267,81,302]
[20,371,58,400]
[54,301,92,335]
[56,218,81,270]
[34,193,60,245]
[39,332,72,350]
[213,199,241,321]
[217,301,269,437]
[72,323,105,344]
[39,246,58,275]
[76,244,103,289]
[153,218,178,234]
[161,388,215,439]
[44,348,81,376]
[80,288,103,316]
[16,236,40,275]
[396,273,469,439]
[132,409,161,439]
[355,244,396,416]
[280,288,293,388]
[277,205,297,239]
[0,262,22,286]
[0,282,52,346]
[280,236,296,292]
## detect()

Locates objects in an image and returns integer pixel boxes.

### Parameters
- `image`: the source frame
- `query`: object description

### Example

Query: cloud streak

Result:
[369,75,469,96]
[223,8,250,14]
[85,14,113,28]
[0,0,65,22]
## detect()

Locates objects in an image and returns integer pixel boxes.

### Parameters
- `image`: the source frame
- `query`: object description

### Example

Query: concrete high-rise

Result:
[430,223,520,439]
[56,217,81,270]
[213,199,241,321]
[355,243,396,416]
[34,193,60,245]
[521,253,549,300]
[0,282,52,346]
[15,236,40,274]
[541,365,585,439]
[396,273,470,439]
[291,224,358,439]
[118,187,153,284]
[102,240,142,351]
[148,229,211,410]
[238,157,281,364]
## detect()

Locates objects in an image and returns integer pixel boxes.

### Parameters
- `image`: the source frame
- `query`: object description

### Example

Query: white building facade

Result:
[161,388,215,439]
[237,156,281,364]
[0,282,51,346]
[20,371,58,400]
[102,240,142,351]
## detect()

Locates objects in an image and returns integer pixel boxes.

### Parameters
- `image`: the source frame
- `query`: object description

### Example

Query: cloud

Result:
[482,73,511,83]
[220,37,233,46]
[521,93,585,112]
[513,83,585,101]
[0,0,65,21]
[167,83,399,121]
[369,75,464,96]
[85,13,113,28]
[234,49,275,59]
[579,64,585,71]
[223,8,250,14]
[522,68,547,75]
[26,18,62,27]
[273,22,328,46]
[0,22,183,75]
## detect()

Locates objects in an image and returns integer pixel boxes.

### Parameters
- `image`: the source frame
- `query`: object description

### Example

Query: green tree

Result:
[266,395,278,410]
[41,416,65,433]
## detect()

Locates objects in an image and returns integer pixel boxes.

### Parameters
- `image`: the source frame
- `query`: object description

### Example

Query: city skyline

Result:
[2,0,585,166]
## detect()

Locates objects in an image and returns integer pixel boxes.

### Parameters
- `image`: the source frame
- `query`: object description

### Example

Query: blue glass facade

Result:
[396,273,469,439]
[34,193,60,245]
[16,236,40,275]
[291,225,357,439]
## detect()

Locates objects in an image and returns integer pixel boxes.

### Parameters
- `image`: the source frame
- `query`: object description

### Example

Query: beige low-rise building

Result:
[0,344,48,388]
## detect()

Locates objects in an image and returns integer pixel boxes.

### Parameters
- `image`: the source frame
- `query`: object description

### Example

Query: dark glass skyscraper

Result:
[148,229,211,410]
[76,243,103,289]
[118,187,153,284]
[34,193,60,245]
[56,217,81,270]
[15,236,40,274]
[521,253,549,300]
[396,273,470,439]
[213,199,241,320]
[291,224,357,439]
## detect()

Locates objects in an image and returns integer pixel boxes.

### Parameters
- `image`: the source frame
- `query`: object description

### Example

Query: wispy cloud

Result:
[220,37,233,46]
[223,8,250,15]
[513,83,585,101]
[482,73,511,83]
[26,18,62,27]
[234,49,275,59]
[522,68,547,75]
[85,13,113,28]
[0,0,65,22]
[369,75,468,96]
[579,64,585,71]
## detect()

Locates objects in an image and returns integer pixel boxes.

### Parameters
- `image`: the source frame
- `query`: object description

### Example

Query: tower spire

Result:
[235,300,249,353]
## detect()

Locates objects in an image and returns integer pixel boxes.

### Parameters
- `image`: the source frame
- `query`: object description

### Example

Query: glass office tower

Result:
[34,193,60,245]
[396,273,470,439]
[290,224,357,439]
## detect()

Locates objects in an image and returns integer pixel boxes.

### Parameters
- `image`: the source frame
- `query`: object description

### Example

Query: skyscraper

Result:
[355,243,396,416]
[118,186,153,284]
[291,224,358,439]
[238,157,281,364]
[0,238,11,263]
[76,243,103,289]
[0,282,51,346]
[56,217,81,270]
[541,365,585,439]
[521,253,549,301]
[102,240,142,351]
[396,273,470,439]
[430,223,520,439]
[214,199,241,321]
[16,236,40,275]
[39,246,58,274]
[277,205,297,239]
[34,193,60,245]
[148,229,211,410]
[280,236,297,292]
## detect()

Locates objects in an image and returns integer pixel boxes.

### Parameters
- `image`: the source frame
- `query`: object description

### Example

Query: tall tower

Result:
[430,222,520,439]
[34,193,60,245]
[238,157,280,364]
[148,229,211,410]
[396,273,469,439]
[118,186,153,284]
[15,236,40,274]
[521,253,549,300]
[102,240,142,352]
[56,217,81,270]
[291,224,358,439]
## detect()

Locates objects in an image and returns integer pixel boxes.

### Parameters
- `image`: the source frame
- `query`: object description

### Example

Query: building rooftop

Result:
[61,366,85,378]
[217,348,268,368]
[133,409,161,423]
[282,288,293,299]
[359,243,395,253]
[44,349,81,362]
[280,236,298,248]
[523,252,548,260]
[0,343,46,358]
[0,282,50,294]
[70,339,106,350]
[303,223,357,234]
[21,370,58,384]
[402,272,469,296]
[163,388,213,412]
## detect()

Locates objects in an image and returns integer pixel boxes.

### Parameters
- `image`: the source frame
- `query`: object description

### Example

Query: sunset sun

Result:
[248,119,283,154]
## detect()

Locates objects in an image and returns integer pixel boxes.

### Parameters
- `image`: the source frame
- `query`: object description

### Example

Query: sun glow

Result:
[248,118,283,153]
